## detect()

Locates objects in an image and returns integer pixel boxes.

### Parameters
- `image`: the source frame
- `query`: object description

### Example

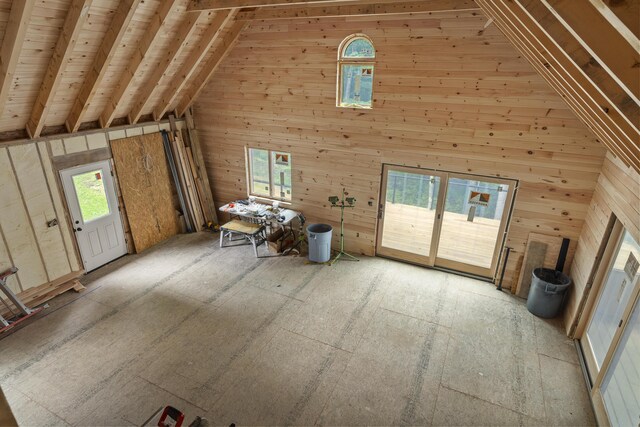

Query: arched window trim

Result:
[337,34,375,109]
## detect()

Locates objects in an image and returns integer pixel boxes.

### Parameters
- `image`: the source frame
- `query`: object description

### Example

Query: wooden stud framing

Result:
[100,0,181,129]
[127,12,202,124]
[152,10,236,121]
[175,19,247,117]
[0,0,37,119]
[188,0,355,11]
[236,0,479,20]
[65,0,143,133]
[26,0,93,139]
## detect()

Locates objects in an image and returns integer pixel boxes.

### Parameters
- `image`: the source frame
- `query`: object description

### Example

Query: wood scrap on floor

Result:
[515,232,569,298]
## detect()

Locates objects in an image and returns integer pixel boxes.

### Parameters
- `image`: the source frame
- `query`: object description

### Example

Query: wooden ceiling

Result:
[0,0,637,172]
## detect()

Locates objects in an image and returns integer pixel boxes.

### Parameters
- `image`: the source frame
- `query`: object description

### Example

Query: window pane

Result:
[72,169,110,222]
[343,38,375,58]
[271,151,292,201]
[340,64,373,108]
[249,148,270,197]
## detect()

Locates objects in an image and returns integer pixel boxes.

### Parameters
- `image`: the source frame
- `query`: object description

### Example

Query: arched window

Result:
[337,34,375,109]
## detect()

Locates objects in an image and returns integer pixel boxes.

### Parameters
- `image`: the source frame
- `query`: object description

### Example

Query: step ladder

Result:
[0,267,45,333]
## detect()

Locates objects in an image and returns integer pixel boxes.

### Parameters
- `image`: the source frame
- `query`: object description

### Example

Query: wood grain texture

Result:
[110,133,180,252]
[566,151,640,335]
[193,12,607,289]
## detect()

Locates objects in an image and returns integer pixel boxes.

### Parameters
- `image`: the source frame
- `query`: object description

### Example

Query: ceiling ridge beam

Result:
[151,9,237,121]
[477,0,639,172]
[99,0,181,129]
[188,0,355,11]
[26,0,93,139]
[65,0,142,133]
[176,19,247,117]
[0,0,37,119]
[127,12,203,124]
[236,0,479,20]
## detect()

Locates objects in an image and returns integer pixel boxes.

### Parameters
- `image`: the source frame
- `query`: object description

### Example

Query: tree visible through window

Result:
[337,34,375,109]
[248,148,292,201]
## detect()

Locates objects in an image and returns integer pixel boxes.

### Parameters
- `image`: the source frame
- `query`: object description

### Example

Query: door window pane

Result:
[601,295,640,427]
[249,148,270,197]
[72,169,110,222]
[381,171,440,257]
[586,231,640,369]
[271,151,292,201]
[340,64,373,108]
[437,178,508,269]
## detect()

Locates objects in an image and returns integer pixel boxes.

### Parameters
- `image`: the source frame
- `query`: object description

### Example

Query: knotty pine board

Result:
[194,11,607,290]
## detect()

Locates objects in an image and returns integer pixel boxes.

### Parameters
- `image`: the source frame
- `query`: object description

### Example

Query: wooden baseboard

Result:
[1,271,84,318]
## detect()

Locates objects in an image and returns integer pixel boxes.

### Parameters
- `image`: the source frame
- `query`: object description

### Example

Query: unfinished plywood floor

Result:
[0,233,594,426]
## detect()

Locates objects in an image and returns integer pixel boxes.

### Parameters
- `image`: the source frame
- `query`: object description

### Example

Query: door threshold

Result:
[376,254,494,284]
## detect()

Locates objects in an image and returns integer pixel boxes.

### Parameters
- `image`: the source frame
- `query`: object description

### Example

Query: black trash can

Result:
[526,268,571,318]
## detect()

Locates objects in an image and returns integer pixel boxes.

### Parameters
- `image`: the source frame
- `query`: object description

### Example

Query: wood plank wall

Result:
[0,119,183,296]
[193,11,608,289]
[566,151,640,335]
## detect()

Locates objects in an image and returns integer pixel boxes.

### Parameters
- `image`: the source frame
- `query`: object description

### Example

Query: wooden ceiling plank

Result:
[176,20,247,117]
[476,0,625,166]
[478,0,639,171]
[0,0,37,119]
[127,12,202,124]
[543,0,640,104]
[236,0,479,20]
[99,0,181,129]
[594,0,640,41]
[26,0,93,139]
[151,9,236,121]
[188,0,355,11]
[521,0,639,131]
[65,0,143,133]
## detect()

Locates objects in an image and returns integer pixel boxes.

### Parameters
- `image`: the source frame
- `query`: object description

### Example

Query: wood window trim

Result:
[245,147,292,203]
[336,34,376,109]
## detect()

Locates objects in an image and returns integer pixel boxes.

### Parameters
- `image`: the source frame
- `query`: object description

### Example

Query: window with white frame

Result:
[247,148,292,201]
[337,34,375,109]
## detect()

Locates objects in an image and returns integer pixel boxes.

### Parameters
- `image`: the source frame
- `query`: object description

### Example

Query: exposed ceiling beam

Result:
[188,0,356,11]
[151,9,236,121]
[236,0,479,20]
[65,0,142,133]
[0,0,36,119]
[127,12,202,124]
[543,0,639,105]
[26,0,93,139]
[99,0,180,129]
[176,20,247,117]
[477,0,639,172]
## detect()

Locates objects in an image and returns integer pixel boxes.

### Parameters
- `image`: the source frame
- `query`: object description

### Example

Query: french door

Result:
[579,222,640,426]
[61,160,127,272]
[376,165,515,278]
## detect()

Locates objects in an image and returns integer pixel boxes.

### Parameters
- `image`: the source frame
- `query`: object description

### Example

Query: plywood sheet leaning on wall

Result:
[110,133,180,252]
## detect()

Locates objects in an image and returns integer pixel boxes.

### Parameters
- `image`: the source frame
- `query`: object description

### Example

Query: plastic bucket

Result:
[307,224,332,263]
[526,267,571,318]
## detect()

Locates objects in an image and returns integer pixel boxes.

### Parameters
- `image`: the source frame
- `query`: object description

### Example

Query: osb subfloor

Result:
[0,233,595,426]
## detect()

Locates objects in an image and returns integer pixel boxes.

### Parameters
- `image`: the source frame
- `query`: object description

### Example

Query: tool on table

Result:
[328,188,359,265]
[0,267,45,334]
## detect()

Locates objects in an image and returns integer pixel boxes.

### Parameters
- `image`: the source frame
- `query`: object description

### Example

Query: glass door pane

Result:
[601,295,640,427]
[71,169,111,222]
[377,167,443,265]
[585,231,640,372]
[436,176,512,276]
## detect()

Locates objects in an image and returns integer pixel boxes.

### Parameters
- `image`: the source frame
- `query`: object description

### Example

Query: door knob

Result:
[75,227,82,232]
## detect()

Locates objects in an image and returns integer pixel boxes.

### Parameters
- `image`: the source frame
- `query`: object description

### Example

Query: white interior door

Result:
[60,160,127,272]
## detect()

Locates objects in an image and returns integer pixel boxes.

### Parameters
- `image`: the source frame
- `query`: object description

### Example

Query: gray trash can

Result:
[527,268,571,318]
[307,224,332,263]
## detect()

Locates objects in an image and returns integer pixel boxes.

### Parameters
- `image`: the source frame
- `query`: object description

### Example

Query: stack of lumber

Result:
[1,274,84,318]
[165,114,218,232]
